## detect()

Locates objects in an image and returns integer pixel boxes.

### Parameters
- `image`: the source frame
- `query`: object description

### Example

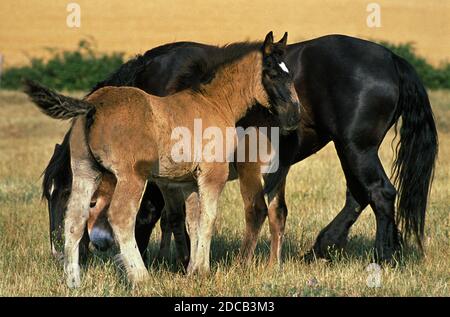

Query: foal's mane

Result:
[170,41,262,93]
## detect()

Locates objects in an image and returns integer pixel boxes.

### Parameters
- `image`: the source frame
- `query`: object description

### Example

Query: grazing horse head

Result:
[87,173,115,251]
[260,32,301,133]
[87,173,164,254]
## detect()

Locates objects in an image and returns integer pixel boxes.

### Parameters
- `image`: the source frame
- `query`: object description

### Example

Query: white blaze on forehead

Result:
[279,62,289,73]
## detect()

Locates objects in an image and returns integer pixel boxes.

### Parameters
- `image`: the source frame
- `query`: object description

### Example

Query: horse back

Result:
[287,35,400,154]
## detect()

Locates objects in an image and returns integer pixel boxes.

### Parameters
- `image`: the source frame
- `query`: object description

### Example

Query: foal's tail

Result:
[391,54,438,250]
[23,80,93,120]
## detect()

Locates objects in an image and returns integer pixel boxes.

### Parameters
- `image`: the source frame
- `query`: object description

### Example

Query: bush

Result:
[0,40,124,91]
[380,41,450,89]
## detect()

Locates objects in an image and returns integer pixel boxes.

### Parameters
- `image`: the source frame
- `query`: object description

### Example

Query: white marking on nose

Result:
[279,62,289,73]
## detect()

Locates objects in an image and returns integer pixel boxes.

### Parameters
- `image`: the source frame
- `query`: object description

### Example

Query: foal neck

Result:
[198,51,269,124]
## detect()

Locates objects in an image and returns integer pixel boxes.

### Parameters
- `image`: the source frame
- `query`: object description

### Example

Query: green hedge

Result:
[0,39,449,90]
[380,41,450,89]
[0,40,124,91]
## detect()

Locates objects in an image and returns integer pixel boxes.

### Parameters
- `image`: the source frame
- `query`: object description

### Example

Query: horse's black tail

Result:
[391,54,438,250]
[23,80,93,120]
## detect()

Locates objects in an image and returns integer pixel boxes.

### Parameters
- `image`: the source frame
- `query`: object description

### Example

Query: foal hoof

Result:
[65,263,81,289]
[66,275,81,289]
[187,263,210,276]
[128,269,149,287]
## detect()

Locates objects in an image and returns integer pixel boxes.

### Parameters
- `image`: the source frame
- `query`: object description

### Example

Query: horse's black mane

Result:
[87,41,206,96]
[87,41,262,96]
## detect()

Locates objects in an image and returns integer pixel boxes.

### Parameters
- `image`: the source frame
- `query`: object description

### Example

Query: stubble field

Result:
[0,90,448,296]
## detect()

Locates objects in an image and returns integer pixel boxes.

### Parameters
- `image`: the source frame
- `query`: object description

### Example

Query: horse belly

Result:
[151,155,196,182]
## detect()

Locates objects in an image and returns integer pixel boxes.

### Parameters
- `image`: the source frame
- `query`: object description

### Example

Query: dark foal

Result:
[44,35,437,265]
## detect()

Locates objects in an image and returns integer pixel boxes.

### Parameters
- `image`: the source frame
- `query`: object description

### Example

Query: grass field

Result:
[0,90,449,296]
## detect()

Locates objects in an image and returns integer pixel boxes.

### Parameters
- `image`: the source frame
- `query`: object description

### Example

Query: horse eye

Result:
[265,68,279,78]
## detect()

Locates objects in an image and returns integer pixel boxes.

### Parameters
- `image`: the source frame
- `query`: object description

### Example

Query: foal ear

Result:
[263,31,274,55]
[277,32,288,48]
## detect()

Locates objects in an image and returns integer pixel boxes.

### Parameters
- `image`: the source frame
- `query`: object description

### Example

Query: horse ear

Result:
[278,32,288,48]
[263,31,274,55]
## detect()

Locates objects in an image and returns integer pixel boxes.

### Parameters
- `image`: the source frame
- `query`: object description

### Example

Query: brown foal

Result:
[26,32,300,287]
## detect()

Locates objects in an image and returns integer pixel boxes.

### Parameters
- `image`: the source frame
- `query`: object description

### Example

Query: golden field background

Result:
[1,0,450,68]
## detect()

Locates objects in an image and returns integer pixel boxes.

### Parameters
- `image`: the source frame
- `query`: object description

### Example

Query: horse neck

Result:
[199,51,269,124]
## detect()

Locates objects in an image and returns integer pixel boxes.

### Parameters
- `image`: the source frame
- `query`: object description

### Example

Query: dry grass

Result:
[1,0,449,68]
[0,90,448,296]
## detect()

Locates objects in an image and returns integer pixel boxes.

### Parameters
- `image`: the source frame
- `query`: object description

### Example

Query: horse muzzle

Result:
[89,226,115,252]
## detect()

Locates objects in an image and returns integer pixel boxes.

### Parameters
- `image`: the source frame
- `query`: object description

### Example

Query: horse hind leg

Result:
[303,188,367,262]
[108,174,149,285]
[64,117,101,288]
[334,143,401,263]
[64,161,100,288]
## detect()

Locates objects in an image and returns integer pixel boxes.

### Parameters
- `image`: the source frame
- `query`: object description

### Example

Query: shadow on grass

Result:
[334,234,424,266]
[81,231,424,279]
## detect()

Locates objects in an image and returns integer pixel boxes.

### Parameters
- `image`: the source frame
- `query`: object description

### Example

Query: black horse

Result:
[43,35,437,263]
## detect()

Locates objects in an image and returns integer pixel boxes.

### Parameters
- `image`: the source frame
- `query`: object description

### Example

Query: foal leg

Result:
[267,179,288,266]
[108,175,148,285]
[184,191,200,271]
[303,188,367,261]
[64,164,100,288]
[187,164,228,275]
[237,162,268,264]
